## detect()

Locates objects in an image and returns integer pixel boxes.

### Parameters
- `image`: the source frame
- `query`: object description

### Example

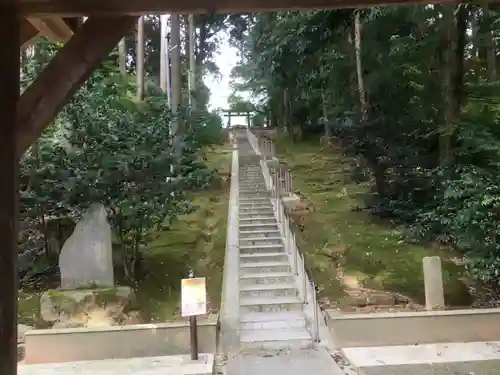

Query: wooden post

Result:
[136,16,145,101]
[0,6,20,375]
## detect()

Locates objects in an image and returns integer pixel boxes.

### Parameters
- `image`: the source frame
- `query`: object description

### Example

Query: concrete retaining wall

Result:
[24,316,218,364]
[326,308,500,348]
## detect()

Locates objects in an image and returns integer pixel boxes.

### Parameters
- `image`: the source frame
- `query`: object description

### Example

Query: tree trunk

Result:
[136,17,144,101]
[439,5,458,167]
[170,14,183,161]
[354,12,367,121]
[470,9,480,81]
[482,1,496,82]
[118,38,126,78]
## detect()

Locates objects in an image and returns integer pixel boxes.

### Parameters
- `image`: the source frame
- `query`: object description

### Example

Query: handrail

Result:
[248,128,321,344]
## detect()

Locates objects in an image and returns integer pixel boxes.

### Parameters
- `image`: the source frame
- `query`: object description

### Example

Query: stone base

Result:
[282,194,301,211]
[343,342,500,375]
[40,286,135,328]
[265,157,280,168]
[18,354,215,375]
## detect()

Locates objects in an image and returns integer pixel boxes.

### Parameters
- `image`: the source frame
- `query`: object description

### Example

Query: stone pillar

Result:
[0,6,20,375]
[422,256,445,311]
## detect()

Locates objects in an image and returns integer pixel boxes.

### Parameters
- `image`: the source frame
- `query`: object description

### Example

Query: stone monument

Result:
[39,204,135,328]
[59,203,114,289]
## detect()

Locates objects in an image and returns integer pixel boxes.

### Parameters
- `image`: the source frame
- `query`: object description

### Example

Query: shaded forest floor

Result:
[18,144,231,327]
[276,138,474,312]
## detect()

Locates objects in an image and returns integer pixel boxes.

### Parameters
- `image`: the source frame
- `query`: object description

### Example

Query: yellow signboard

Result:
[181,277,207,317]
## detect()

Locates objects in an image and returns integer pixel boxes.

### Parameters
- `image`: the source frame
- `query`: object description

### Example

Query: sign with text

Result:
[181,277,207,317]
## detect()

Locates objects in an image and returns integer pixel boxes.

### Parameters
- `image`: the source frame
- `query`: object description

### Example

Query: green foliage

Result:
[230,6,500,287]
[20,63,222,281]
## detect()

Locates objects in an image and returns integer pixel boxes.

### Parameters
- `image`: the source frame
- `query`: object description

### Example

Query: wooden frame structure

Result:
[0,0,476,374]
[18,0,464,15]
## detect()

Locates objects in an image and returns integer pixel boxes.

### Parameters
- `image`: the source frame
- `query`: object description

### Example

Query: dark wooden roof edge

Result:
[19,0,468,16]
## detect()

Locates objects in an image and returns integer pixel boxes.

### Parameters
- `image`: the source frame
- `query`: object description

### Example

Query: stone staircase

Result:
[236,139,313,351]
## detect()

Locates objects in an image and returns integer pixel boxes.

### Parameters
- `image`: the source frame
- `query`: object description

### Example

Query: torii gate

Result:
[0,0,470,373]
[223,109,254,128]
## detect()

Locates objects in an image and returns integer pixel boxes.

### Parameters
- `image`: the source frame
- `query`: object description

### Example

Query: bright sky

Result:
[204,34,238,111]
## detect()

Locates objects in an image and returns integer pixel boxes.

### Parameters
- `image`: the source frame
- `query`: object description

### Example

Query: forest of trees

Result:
[228,5,500,287]
[20,6,500,292]
[19,16,232,283]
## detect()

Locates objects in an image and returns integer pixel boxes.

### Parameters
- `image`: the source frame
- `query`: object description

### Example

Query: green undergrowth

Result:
[18,145,231,326]
[276,138,472,307]
[135,145,231,322]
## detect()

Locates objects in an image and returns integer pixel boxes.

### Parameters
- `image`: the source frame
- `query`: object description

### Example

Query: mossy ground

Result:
[133,145,231,322]
[18,144,231,326]
[276,138,472,307]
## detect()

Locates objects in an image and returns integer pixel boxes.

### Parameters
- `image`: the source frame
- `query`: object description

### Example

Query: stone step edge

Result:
[239,243,284,249]
[239,328,312,343]
[240,283,297,291]
[239,311,307,322]
[239,230,281,235]
[240,261,290,268]
[239,236,283,242]
[240,252,286,258]
[240,271,294,279]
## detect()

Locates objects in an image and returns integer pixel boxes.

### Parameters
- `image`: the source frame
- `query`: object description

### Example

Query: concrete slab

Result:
[24,318,217,364]
[18,354,214,375]
[226,348,344,375]
[326,308,500,348]
[343,342,500,375]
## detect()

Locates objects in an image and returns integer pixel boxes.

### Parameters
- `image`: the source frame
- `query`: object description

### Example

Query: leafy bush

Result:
[20,68,222,281]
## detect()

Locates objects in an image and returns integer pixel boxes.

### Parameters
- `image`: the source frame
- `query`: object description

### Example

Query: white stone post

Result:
[422,256,445,310]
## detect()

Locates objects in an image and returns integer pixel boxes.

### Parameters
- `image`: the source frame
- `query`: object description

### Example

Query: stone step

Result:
[240,283,298,298]
[239,229,281,239]
[239,202,273,208]
[240,252,288,263]
[239,197,270,202]
[240,311,307,330]
[240,272,295,286]
[239,328,312,351]
[239,204,274,211]
[240,295,303,313]
[239,217,276,225]
[342,341,500,375]
[240,261,291,275]
[239,188,268,193]
[239,236,282,246]
[239,243,284,254]
[239,223,279,232]
[239,185,267,190]
[239,181,264,185]
[239,209,275,217]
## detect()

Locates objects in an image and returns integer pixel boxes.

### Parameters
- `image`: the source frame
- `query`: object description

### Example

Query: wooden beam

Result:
[19,0,469,16]
[27,16,74,42]
[16,16,137,160]
[0,5,20,375]
[20,18,39,49]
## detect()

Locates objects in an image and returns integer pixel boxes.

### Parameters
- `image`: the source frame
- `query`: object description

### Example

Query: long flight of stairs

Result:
[236,137,313,351]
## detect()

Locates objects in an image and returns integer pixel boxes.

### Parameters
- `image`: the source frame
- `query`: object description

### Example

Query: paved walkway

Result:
[225,348,344,375]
